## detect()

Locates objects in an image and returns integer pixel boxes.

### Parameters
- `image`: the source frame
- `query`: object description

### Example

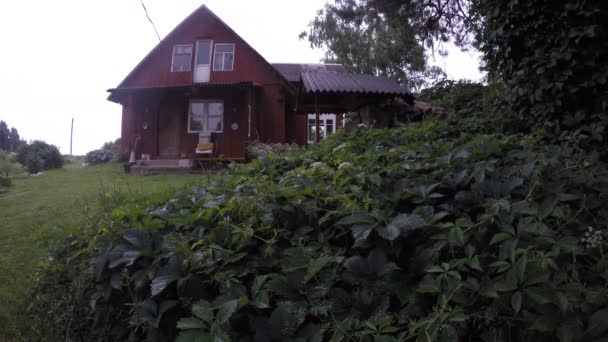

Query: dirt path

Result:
[0,191,31,200]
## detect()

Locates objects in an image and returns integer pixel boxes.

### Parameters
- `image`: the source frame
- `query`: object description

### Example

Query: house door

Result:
[157,105,181,159]
[193,40,212,83]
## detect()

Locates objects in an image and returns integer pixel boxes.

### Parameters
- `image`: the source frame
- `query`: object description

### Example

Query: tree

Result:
[16,141,63,173]
[8,128,22,152]
[0,121,24,152]
[0,121,8,151]
[300,0,475,89]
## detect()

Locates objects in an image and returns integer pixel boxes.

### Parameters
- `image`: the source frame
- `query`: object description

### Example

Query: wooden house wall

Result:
[124,87,257,160]
[286,114,307,145]
[255,84,285,143]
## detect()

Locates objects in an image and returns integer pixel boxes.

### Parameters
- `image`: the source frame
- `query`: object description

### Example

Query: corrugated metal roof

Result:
[107,82,259,103]
[108,81,258,93]
[301,71,410,95]
[272,63,345,82]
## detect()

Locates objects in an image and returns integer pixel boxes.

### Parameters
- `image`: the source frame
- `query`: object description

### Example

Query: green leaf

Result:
[305,256,335,283]
[351,224,373,241]
[176,331,215,342]
[426,265,444,273]
[513,254,527,283]
[525,287,550,304]
[418,275,441,293]
[177,317,205,330]
[480,284,499,298]
[490,232,512,245]
[448,226,464,246]
[511,292,522,313]
[468,256,482,271]
[192,300,214,323]
[150,275,177,296]
[337,213,375,226]
[377,224,401,241]
[270,302,307,338]
[216,299,239,324]
[380,213,425,241]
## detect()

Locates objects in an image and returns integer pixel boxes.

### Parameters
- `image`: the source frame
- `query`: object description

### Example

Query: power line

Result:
[140,0,161,42]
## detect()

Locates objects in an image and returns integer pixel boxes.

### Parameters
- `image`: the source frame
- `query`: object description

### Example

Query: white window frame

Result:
[213,43,235,71]
[188,100,224,134]
[171,44,193,72]
[307,113,336,144]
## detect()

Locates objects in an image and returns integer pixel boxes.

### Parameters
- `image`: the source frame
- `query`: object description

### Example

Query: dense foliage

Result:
[0,150,22,187]
[85,149,114,166]
[16,140,63,174]
[417,79,510,134]
[473,0,608,147]
[306,0,608,150]
[246,141,299,160]
[27,117,608,341]
[85,138,127,166]
[300,0,466,88]
[0,120,25,152]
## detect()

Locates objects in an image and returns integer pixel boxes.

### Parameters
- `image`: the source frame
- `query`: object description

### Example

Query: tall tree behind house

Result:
[0,120,24,152]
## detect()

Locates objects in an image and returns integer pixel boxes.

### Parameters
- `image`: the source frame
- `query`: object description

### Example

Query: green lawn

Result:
[0,162,200,338]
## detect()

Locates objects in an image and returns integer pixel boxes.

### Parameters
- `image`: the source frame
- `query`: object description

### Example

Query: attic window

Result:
[171,45,193,72]
[213,44,234,71]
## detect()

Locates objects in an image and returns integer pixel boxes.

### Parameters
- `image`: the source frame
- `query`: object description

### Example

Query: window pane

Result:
[208,102,223,115]
[207,102,223,132]
[191,102,204,115]
[196,41,211,65]
[216,44,234,53]
[189,102,204,131]
[326,120,334,134]
[224,53,234,70]
[172,45,192,72]
[207,115,222,132]
[213,55,223,71]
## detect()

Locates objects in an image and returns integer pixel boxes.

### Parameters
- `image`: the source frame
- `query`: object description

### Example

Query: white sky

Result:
[0,0,483,155]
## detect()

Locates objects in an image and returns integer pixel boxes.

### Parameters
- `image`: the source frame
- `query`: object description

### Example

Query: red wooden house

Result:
[107,4,412,171]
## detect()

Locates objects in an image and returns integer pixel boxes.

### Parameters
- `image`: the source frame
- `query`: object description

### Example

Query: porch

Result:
[109,82,265,171]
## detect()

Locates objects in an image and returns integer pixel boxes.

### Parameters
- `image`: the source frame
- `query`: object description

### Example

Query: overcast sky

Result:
[0,0,483,155]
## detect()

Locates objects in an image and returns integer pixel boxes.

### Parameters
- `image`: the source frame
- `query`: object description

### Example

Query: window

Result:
[172,45,193,72]
[213,44,235,71]
[307,114,337,144]
[188,100,224,133]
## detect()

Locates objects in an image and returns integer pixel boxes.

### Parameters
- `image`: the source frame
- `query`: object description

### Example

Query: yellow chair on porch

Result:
[194,142,217,172]
[195,143,214,156]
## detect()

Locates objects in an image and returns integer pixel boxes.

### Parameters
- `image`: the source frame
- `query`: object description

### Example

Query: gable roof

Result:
[272,63,345,82]
[110,4,293,95]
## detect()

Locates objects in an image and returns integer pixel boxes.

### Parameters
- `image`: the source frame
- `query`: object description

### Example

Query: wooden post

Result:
[315,93,320,144]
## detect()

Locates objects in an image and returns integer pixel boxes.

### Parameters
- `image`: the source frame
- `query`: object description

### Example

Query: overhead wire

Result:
[140,0,161,41]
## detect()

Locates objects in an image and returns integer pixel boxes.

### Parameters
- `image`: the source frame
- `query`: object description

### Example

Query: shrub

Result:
[247,141,299,159]
[23,152,44,174]
[16,140,63,173]
[27,119,608,341]
[0,150,22,178]
[84,149,113,165]
[84,138,128,166]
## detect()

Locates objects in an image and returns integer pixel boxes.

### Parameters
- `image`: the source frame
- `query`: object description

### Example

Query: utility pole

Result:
[70,118,74,156]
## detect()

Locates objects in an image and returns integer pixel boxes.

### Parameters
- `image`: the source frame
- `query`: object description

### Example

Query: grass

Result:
[0,162,200,338]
